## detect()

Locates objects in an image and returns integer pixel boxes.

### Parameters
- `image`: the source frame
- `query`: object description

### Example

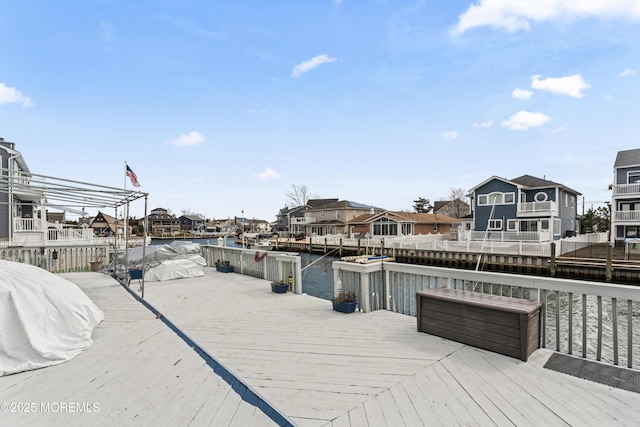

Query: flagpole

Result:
[123,161,129,276]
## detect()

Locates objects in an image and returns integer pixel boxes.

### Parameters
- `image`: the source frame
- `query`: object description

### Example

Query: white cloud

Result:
[256,168,280,181]
[531,74,589,98]
[512,88,532,99]
[620,68,637,77]
[452,0,640,35]
[0,83,33,107]
[168,131,205,147]
[501,110,550,130]
[291,54,338,78]
[442,131,459,140]
[473,120,494,128]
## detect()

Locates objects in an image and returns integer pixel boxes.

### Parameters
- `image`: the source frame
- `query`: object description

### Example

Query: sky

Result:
[1,0,640,221]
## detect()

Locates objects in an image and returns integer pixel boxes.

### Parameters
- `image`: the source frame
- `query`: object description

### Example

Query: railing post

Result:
[361,271,371,313]
[550,242,556,277]
[606,245,612,282]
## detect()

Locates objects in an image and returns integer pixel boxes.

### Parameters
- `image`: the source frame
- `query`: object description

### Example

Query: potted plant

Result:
[332,291,357,313]
[271,280,288,294]
[215,259,234,273]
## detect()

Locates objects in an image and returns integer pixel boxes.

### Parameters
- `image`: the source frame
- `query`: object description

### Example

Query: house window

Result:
[433,224,439,232]
[488,193,503,205]
[488,219,502,230]
[554,219,561,235]
[320,211,325,217]
[565,194,569,207]
[519,220,538,232]
[507,220,517,231]
[534,192,548,202]
[401,223,412,235]
[373,218,397,236]
[571,196,575,208]
[478,192,515,206]
[335,210,340,219]
[541,220,550,230]
[628,171,640,184]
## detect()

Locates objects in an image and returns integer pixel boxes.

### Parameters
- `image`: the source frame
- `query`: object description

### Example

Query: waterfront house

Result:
[274,199,346,237]
[464,175,581,241]
[144,208,181,237]
[347,210,461,238]
[179,214,207,232]
[291,199,383,237]
[90,211,121,237]
[0,138,39,245]
[611,148,640,246]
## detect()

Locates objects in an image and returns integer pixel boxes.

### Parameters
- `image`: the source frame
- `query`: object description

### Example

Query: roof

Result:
[468,174,581,196]
[614,148,640,169]
[350,211,461,224]
[511,174,581,195]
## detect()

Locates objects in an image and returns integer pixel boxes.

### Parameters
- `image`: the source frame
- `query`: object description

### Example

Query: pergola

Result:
[1,166,151,297]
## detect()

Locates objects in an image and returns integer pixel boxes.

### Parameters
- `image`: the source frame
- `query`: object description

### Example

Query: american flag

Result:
[126,165,141,187]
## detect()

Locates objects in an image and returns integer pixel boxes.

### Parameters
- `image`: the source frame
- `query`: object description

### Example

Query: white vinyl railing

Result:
[333,260,640,369]
[13,218,42,232]
[0,245,109,273]
[614,210,640,221]
[296,232,608,257]
[614,183,640,196]
[200,244,303,294]
[518,200,558,214]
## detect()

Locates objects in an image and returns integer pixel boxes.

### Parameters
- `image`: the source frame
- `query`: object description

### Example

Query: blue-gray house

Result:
[464,175,581,241]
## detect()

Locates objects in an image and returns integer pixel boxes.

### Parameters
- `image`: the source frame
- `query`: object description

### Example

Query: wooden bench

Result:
[416,288,542,361]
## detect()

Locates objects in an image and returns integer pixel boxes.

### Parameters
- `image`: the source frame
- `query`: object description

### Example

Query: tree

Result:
[285,184,319,207]
[437,187,469,219]
[413,197,433,213]
[581,205,611,234]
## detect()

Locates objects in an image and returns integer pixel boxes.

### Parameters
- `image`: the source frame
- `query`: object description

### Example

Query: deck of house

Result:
[2,268,640,426]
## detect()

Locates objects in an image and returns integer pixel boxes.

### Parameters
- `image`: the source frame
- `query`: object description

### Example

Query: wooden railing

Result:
[333,260,640,369]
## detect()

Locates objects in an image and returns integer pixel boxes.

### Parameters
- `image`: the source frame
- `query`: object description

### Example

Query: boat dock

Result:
[2,269,639,426]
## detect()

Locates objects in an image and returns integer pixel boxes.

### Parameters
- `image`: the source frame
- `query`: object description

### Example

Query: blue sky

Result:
[1,1,639,221]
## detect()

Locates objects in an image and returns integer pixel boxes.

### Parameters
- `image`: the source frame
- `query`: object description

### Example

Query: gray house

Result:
[611,148,640,246]
[465,175,581,241]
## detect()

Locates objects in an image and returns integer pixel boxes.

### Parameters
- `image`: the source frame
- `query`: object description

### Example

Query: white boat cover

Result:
[122,241,206,282]
[0,260,104,376]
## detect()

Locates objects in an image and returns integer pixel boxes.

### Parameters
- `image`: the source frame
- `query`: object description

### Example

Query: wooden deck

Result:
[2,268,640,426]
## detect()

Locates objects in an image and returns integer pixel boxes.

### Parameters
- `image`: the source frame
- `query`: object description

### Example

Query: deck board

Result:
[0,272,279,427]
[134,267,640,426]
[2,268,640,426]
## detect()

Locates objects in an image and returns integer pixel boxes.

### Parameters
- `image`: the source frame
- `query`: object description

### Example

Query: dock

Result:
[2,269,639,426]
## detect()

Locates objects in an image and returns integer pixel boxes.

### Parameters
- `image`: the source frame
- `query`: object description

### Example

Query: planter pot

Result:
[216,264,234,273]
[271,283,288,294]
[90,261,102,272]
[333,301,357,313]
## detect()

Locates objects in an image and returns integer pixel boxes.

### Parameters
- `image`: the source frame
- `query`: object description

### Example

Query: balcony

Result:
[613,183,640,197]
[291,217,315,225]
[517,201,558,216]
[614,210,640,222]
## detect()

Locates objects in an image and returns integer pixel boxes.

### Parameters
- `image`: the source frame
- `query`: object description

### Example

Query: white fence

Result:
[306,232,609,257]
[333,260,640,369]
